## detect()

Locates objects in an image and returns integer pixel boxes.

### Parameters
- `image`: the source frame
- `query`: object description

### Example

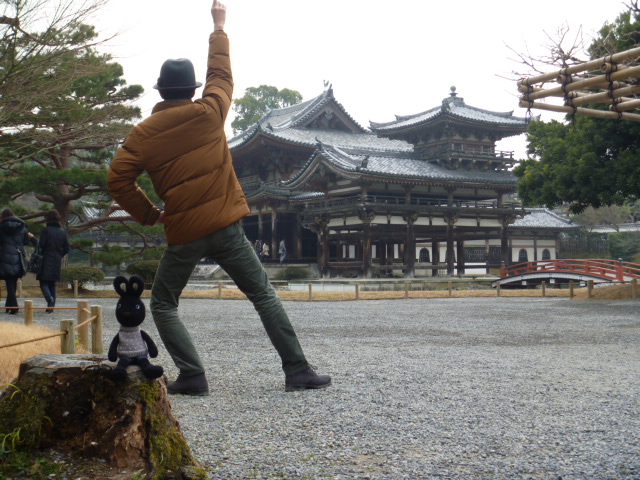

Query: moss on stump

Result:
[0,354,205,480]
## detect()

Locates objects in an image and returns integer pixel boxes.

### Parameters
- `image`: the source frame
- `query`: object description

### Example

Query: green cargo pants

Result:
[150,221,309,376]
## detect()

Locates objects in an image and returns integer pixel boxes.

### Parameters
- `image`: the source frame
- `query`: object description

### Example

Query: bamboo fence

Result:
[518,46,640,121]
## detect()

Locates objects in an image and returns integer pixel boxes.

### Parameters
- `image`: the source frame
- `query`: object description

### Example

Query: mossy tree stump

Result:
[0,354,205,480]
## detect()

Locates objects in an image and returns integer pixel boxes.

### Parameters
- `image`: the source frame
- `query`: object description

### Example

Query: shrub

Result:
[126,260,160,286]
[61,266,105,289]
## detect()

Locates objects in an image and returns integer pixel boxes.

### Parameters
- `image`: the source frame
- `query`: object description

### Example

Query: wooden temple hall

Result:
[229,86,564,278]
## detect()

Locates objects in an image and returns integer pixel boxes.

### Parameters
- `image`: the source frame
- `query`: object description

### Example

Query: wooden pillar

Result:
[362,223,372,279]
[403,213,418,278]
[485,239,491,274]
[431,240,440,277]
[359,208,375,279]
[445,214,457,276]
[258,212,264,243]
[456,239,465,276]
[309,215,330,278]
[321,223,330,277]
[270,209,278,262]
[500,215,513,267]
[295,214,302,259]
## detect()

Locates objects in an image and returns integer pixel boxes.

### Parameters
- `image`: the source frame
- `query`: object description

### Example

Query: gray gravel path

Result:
[31,296,640,479]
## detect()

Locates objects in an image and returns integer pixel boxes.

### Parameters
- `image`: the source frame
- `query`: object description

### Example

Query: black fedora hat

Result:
[153,58,203,90]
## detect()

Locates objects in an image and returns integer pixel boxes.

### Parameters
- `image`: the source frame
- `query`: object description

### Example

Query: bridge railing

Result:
[501,259,640,282]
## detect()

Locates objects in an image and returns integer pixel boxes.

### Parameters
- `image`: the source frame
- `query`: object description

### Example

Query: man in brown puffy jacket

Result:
[108,0,330,395]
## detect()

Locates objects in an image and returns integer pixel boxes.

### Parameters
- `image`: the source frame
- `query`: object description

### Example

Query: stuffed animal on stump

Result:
[108,275,164,381]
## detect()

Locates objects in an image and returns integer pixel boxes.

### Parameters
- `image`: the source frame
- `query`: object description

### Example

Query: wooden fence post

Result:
[541,282,546,298]
[73,280,79,298]
[217,281,222,299]
[60,320,75,354]
[496,282,501,297]
[355,283,360,300]
[308,283,313,301]
[448,281,452,297]
[569,280,574,299]
[24,300,33,326]
[77,300,90,351]
[587,280,594,299]
[91,305,103,354]
[404,282,409,299]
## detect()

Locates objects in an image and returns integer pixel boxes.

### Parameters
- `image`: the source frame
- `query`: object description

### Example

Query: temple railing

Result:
[298,194,523,212]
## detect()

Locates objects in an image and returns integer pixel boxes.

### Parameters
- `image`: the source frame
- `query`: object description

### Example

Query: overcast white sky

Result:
[96,0,628,158]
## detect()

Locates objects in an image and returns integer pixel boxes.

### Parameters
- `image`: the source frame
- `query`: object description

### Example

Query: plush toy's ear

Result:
[114,276,128,297]
[127,275,145,297]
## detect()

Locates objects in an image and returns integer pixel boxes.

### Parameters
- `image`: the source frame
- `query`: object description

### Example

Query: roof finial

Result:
[449,86,457,97]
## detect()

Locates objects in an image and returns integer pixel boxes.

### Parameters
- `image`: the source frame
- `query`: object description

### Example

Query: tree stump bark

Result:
[0,354,204,479]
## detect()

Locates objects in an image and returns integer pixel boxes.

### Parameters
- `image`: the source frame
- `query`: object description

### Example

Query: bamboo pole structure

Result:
[518,100,640,122]
[77,300,90,351]
[520,65,640,102]
[611,99,640,112]
[517,81,636,98]
[574,86,640,106]
[91,305,103,354]
[517,46,640,86]
[60,320,75,354]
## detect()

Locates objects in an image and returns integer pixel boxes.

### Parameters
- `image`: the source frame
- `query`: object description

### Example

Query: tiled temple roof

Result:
[370,87,527,133]
[283,143,518,187]
[511,208,578,229]
[244,182,325,201]
[228,88,412,151]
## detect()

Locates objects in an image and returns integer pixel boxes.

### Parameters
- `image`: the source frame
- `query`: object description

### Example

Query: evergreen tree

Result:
[0,0,144,232]
[231,85,303,134]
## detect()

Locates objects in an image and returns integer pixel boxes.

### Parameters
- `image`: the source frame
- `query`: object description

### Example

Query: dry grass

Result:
[572,283,639,300]
[13,281,639,303]
[0,322,62,386]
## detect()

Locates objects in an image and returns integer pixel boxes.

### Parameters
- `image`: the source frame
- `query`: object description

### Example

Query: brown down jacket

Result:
[107,31,249,245]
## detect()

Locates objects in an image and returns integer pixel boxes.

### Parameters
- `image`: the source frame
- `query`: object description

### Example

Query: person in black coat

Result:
[0,208,36,314]
[36,210,70,313]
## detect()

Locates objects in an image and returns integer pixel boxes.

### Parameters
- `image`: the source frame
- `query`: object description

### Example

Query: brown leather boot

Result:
[167,373,209,396]
[285,367,332,392]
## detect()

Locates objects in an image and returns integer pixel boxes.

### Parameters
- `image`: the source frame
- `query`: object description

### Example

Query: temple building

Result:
[229,86,572,278]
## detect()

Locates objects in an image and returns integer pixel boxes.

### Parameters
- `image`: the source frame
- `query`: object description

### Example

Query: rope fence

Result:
[0,300,104,355]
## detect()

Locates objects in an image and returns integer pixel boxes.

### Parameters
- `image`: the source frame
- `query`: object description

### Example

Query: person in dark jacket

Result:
[36,210,70,313]
[0,208,35,314]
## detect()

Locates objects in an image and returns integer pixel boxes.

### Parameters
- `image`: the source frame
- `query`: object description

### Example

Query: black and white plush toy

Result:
[108,275,164,381]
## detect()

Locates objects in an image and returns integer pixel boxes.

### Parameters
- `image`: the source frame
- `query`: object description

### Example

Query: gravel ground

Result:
[32,296,640,480]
